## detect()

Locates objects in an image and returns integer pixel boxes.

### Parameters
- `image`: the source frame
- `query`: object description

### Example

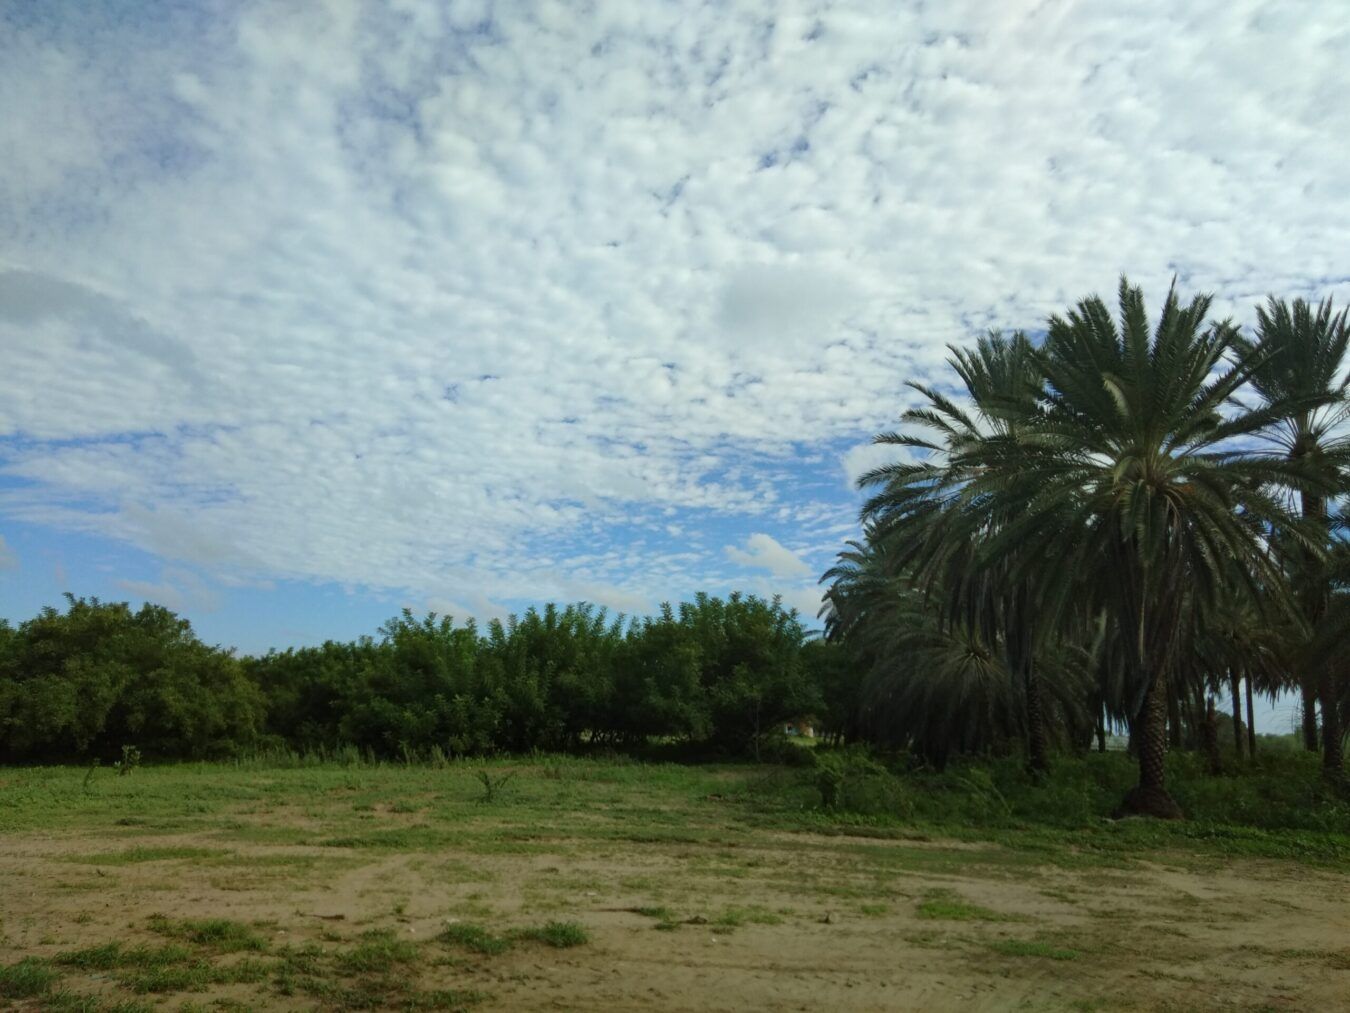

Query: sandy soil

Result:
[2,821,1348,1012]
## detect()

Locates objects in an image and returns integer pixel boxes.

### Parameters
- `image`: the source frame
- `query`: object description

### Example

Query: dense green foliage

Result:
[825,280,1350,816]
[0,592,824,763]
[0,597,264,762]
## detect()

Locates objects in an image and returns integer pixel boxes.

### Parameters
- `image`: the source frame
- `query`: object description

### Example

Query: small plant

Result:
[518,921,589,948]
[82,760,100,794]
[474,769,516,803]
[114,745,142,777]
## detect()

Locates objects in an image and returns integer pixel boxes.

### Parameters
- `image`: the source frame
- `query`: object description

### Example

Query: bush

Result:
[813,748,912,817]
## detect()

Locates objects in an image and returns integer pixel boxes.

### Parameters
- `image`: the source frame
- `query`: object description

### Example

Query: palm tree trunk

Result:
[1318,667,1344,781]
[1300,678,1320,750]
[1025,666,1049,774]
[1116,671,1183,819]
[1228,669,1244,759]
[1244,673,1257,759]
[1167,682,1184,750]
[1202,694,1222,776]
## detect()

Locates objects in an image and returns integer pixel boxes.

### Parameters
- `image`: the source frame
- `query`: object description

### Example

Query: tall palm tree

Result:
[1232,296,1350,780]
[860,332,1066,772]
[953,279,1317,817]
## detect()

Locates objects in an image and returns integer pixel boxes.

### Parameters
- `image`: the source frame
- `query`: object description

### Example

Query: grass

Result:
[64,846,228,865]
[55,942,194,971]
[439,921,590,953]
[147,916,268,952]
[0,957,61,998]
[516,921,589,948]
[712,906,784,928]
[916,889,1013,922]
[438,923,512,956]
[335,931,421,973]
[1,752,1347,1009]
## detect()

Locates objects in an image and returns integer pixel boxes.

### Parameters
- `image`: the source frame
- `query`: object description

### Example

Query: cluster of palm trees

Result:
[824,279,1349,817]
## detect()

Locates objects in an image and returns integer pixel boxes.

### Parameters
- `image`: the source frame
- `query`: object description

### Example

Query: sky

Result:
[0,1,1347,732]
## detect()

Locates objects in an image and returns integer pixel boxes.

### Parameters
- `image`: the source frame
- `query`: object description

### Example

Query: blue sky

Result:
[1,1,1347,733]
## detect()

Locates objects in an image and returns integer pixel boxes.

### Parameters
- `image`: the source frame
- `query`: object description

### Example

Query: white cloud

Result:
[116,568,222,614]
[841,442,914,491]
[1,1,1347,610]
[0,535,16,571]
[777,584,828,621]
[725,533,812,578]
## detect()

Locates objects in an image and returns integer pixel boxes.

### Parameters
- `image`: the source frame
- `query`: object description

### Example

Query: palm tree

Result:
[952,279,1316,817]
[820,536,1091,768]
[1232,296,1350,780]
[859,332,1067,772]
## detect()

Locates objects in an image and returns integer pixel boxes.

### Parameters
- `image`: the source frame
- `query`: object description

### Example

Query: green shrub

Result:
[813,748,911,817]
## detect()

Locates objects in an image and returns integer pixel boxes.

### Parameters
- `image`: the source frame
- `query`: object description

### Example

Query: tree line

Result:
[0,592,831,763]
[823,280,1350,818]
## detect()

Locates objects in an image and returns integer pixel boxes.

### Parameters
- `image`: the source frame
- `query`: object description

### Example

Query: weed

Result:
[0,957,60,998]
[474,769,516,803]
[518,921,589,948]
[114,745,142,776]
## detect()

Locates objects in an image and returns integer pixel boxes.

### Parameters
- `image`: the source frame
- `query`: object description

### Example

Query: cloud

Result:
[0,535,16,571]
[116,567,222,614]
[1,1,1347,612]
[841,442,914,491]
[725,533,812,578]
[425,592,511,625]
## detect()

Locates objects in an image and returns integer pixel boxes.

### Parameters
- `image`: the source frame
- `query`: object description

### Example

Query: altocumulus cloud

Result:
[726,534,812,579]
[1,1,1348,619]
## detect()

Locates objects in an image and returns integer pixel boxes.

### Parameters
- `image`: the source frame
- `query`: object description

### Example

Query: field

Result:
[1,756,1349,1012]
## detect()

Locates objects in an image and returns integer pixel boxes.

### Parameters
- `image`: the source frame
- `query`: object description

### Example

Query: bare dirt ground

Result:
[3,811,1349,1013]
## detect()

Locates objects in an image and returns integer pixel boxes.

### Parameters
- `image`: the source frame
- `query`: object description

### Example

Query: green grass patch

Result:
[64,846,229,865]
[41,991,154,1013]
[335,930,420,973]
[147,915,268,951]
[438,923,511,956]
[0,957,61,998]
[56,942,192,971]
[517,921,589,948]
[916,889,1013,922]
